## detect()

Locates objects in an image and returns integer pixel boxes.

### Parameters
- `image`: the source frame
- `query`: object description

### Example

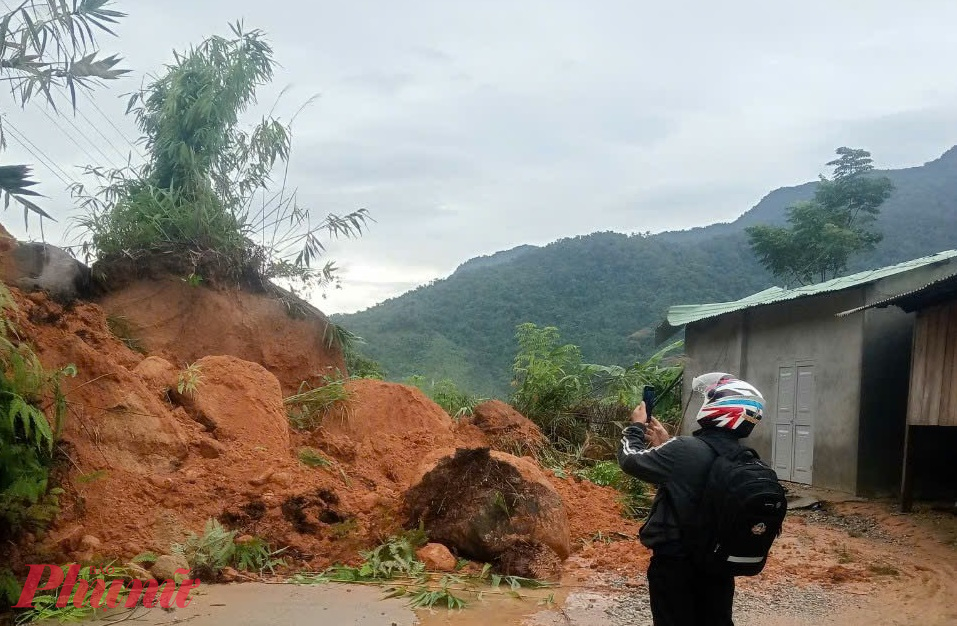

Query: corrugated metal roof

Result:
[659,249,957,339]
[837,272,957,316]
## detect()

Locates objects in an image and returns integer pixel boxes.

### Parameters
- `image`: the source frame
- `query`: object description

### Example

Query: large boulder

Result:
[177,355,290,454]
[469,400,546,455]
[404,448,570,580]
[0,240,95,302]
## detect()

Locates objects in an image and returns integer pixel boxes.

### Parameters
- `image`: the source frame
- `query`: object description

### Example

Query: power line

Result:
[2,116,78,189]
[73,100,135,163]
[76,89,146,161]
[33,103,115,170]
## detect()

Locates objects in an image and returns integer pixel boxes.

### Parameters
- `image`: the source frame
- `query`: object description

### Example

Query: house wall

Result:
[682,289,866,493]
[743,289,866,493]
[680,312,745,435]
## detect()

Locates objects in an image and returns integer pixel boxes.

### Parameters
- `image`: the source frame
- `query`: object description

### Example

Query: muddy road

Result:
[62,500,957,626]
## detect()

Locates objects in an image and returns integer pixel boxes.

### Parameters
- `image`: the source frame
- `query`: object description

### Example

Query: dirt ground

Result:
[51,499,957,626]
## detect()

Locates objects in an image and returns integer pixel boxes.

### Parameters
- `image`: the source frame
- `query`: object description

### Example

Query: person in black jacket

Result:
[618,372,766,626]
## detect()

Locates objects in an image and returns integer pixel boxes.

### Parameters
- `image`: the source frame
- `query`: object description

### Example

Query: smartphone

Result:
[643,385,656,418]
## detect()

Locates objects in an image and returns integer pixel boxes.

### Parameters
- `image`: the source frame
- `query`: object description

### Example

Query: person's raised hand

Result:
[647,418,672,447]
[630,401,648,425]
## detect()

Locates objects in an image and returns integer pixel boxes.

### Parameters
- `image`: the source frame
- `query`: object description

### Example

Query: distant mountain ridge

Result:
[335,146,957,396]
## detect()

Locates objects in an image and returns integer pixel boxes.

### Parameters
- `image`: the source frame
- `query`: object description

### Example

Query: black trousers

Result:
[647,554,735,626]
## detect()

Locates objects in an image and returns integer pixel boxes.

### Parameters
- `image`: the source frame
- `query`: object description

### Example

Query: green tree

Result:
[0,0,127,220]
[74,22,368,289]
[746,147,894,285]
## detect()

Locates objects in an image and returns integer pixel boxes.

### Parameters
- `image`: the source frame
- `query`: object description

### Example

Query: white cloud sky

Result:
[3,0,957,313]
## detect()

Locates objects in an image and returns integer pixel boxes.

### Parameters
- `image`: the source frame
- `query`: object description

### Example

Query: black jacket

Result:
[618,423,743,553]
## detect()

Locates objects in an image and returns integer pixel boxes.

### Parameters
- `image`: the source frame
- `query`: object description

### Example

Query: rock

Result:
[150,554,191,582]
[249,471,274,486]
[80,535,101,551]
[469,401,547,455]
[125,562,153,581]
[148,475,172,490]
[416,543,457,572]
[133,356,177,394]
[7,242,96,302]
[270,472,293,488]
[194,437,225,459]
[220,566,240,583]
[404,448,570,580]
[179,356,289,454]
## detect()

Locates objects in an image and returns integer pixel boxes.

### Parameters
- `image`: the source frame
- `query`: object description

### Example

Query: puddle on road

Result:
[415,585,622,626]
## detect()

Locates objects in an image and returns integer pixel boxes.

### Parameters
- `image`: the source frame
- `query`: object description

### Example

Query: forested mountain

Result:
[334,146,957,396]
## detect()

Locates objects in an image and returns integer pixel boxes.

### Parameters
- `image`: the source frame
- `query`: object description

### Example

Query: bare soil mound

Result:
[404,448,571,579]
[468,400,546,455]
[96,277,344,394]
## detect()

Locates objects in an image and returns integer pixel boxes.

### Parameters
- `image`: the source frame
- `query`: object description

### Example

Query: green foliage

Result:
[575,460,653,520]
[173,519,237,581]
[511,323,588,425]
[335,147,957,397]
[575,460,625,488]
[233,537,286,575]
[72,22,369,290]
[344,347,386,380]
[405,375,483,418]
[173,519,284,581]
[1,567,20,609]
[176,362,202,396]
[285,378,351,430]
[289,532,554,611]
[747,147,895,285]
[297,447,332,468]
[0,1,128,222]
[510,323,682,449]
[131,552,158,565]
[16,563,131,625]
[0,285,75,539]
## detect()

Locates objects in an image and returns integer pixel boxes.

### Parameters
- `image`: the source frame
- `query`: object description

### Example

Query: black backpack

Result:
[683,439,788,577]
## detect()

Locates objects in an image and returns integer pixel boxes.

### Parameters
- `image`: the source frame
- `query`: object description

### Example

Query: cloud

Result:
[2,0,956,315]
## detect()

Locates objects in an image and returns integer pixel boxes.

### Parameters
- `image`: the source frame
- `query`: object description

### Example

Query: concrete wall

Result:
[680,312,745,436]
[682,289,866,492]
[742,289,866,492]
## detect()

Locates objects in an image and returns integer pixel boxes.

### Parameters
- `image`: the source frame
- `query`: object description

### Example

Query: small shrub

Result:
[344,348,385,380]
[575,461,625,488]
[16,563,131,624]
[285,379,351,430]
[233,536,286,575]
[173,519,236,581]
[405,375,483,419]
[131,552,159,565]
[0,284,76,540]
[173,519,286,581]
[177,362,203,396]
[297,447,332,468]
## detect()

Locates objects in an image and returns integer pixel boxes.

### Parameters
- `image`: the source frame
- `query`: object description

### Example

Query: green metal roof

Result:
[658,249,957,341]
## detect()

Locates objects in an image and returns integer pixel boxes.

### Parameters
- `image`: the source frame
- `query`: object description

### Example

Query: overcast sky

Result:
[4,0,957,313]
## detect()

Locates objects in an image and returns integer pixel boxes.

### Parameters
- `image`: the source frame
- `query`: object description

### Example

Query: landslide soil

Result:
[2,262,954,625]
